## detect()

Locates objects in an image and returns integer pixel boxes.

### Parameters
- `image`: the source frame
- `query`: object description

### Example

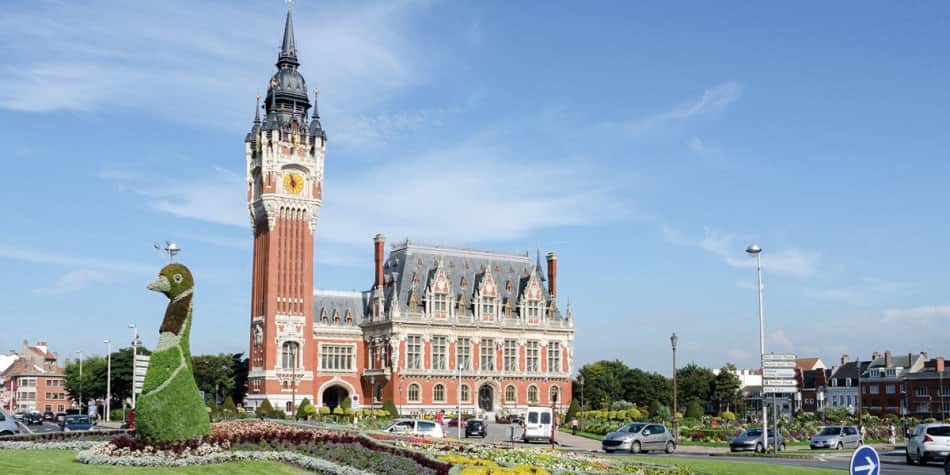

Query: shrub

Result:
[610,400,635,411]
[319,406,330,416]
[332,406,344,416]
[256,400,273,418]
[383,399,398,417]
[686,400,703,419]
[222,396,236,414]
[721,411,736,422]
[296,398,312,420]
[207,401,219,413]
[109,409,126,422]
[565,399,580,422]
[341,396,352,411]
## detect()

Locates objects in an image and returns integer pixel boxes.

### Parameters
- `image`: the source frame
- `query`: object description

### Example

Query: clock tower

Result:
[244,7,326,412]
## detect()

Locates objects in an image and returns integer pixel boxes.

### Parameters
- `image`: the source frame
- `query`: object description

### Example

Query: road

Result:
[14,420,63,435]
[444,422,947,474]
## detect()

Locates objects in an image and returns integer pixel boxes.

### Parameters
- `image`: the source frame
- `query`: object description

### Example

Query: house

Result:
[827,355,870,414]
[2,340,71,414]
[902,356,949,419]
[859,351,928,417]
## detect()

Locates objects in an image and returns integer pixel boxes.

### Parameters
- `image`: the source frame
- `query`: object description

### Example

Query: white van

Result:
[382,418,445,438]
[522,407,553,443]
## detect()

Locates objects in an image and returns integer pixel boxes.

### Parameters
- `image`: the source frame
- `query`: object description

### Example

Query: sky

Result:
[1,1,949,375]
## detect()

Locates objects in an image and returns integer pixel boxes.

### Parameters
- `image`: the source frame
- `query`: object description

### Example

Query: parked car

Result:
[0,411,19,436]
[906,423,950,465]
[729,427,785,453]
[810,425,862,450]
[42,410,54,421]
[24,412,43,425]
[382,418,444,438]
[602,422,676,454]
[54,412,67,426]
[63,415,96,432]
[465,419,487,438]
[522,407,554,443]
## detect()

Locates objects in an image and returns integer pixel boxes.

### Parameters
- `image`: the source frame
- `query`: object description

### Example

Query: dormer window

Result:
[344,310,353,325]
[333,310,341,324]
[481,295,496,317]
[320,308,329,324]
[432,291,448,316]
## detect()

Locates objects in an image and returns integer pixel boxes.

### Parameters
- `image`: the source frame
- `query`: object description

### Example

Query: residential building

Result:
[859,351,928,417]
[2,340,71,414]
[0,352,19,413]
[795,367,830,413]
[243,9,575,419]
[903,356,949,420]
[827,355,870,414]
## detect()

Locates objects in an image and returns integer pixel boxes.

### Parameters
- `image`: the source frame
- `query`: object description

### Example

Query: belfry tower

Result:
[244,7,326,412]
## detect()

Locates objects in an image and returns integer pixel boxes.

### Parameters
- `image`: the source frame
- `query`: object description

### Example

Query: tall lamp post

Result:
[75,351,83,414]
[746,244,768,452]
[671,332,678,441]
[128,324,139,410]
[104,339,112,422]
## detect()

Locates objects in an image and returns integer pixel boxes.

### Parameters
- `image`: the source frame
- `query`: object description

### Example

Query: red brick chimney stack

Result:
[937,357,945,373]
[545,252,557,299]
[374,234,385,289]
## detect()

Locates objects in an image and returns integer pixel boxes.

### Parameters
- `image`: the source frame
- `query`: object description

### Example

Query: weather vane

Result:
[153,241,181,262]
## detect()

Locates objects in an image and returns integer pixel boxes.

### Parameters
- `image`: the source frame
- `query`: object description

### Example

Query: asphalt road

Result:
[15,420,62,434]
[445,422,947,474]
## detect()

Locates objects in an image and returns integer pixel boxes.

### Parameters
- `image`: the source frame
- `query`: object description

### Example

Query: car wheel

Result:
[0,430,11,436]
[755,443,764,453]
[906,450,916,465]
[604,449,614,453]
[836,442,843,450]
[919,450,927,465]
[665,441,675,454]
[631,441,642,454]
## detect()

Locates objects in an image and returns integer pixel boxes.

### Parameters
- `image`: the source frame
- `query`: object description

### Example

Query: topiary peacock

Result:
[136,263,209,441]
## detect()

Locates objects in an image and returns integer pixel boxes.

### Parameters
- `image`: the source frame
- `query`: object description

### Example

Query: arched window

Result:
[281,341,299,369]
[285,401,293,413]
[549,385,559,404]
[460,384,470,402]
[527,385,539,404]
[505,385,516,403]
[408,383,421,402]
[433,384,445,402]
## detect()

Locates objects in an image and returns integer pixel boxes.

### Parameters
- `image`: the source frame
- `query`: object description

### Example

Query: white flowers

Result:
[0,440,101,450]
[74,448,373,474]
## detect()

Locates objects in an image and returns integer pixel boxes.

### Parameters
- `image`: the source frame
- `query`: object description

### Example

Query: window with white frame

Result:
[527,385,539,404]
[408,383,420,402]
[457,338,471,370]
[480,338,494,371]
[549,385,559,403]
[319,345,353,371]
[547,342,561,373]
[505,385,516,403]
[432,336,447,370]
[282,341,300,369]
[19,378,36,387]
[526,341,539,372]
[407,335,423,369]
[432,292,448,317]
[481,295,496,319]
[503,339,518,371]
[870,385,879,394]
[461,384,470,402]
[433,384,446,402]
[886,384,896,394]
[525,300,542,320]
[915,387,928,397]
[943,387,950,397]
[369,342,378,369]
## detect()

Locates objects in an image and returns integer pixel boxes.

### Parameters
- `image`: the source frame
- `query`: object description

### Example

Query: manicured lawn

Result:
[632,455,840,475]
[0,450,309,474]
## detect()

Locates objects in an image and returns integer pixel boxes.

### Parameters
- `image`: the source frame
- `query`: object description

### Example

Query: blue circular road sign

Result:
[849,445,880,475]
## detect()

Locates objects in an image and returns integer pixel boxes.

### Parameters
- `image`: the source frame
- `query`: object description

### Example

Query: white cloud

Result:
[882,305,950,323]
[663,226,819,278]
[0,245,152,274]
[0,1,432,135]
[33,270,114,296]
[145,168,247,227]
[768,330,794,353]
[626,81,742,136]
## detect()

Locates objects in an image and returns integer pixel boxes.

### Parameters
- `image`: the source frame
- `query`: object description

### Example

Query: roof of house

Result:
[795,357,824,370]
[1,357,60,378]
[830,361,871,381]
[313,290,369,327]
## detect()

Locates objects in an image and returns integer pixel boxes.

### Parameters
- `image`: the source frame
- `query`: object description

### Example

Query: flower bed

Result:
[76,447,372,474]
[0,429,130,442]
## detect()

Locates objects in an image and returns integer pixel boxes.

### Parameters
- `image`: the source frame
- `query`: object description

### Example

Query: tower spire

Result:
[254,92,261,125]
[277,4,298,67]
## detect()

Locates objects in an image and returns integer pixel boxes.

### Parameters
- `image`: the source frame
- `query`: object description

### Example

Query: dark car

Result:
[42,410,54,421]
[24,412,43,425]
[465,419,487,438]
[63,415,95,432]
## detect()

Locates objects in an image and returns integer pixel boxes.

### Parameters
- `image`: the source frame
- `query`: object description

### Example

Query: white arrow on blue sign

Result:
[849,445,879,475]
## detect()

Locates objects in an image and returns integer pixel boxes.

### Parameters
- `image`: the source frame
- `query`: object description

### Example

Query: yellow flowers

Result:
[437,455,499,467]
[459,465,552,475]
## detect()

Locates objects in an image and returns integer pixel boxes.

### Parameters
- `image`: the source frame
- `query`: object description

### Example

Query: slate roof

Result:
[380,241,561,319]
[313,290,369,327]
[830,361,870,383]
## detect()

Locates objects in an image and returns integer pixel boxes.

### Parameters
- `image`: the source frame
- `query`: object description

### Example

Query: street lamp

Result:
[746,243,768,452]
[129,324,139,410]
[671,332,678,441]
[76,350,83,414]
[104,339,112,422]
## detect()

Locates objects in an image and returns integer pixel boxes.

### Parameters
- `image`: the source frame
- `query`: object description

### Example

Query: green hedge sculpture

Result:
[137,263,210,441]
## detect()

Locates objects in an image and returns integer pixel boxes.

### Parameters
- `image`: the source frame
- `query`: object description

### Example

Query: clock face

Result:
[283,173,304,194]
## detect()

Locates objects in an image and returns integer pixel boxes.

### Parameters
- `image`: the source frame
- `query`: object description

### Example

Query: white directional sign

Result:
[763,360,796,368]
[763,378,797,386]
[763,386,797,394]
[763,368,796,378]
[134,354,151,394]
[762,354,796,361]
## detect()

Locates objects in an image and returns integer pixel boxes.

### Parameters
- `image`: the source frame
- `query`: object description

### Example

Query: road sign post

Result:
[849,445,879,475]
[761,354,796,454]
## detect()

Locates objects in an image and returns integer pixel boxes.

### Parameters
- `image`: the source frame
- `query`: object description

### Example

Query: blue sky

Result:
[2,1,948,374]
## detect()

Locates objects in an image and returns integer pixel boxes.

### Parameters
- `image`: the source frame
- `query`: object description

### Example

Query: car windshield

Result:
[67,416,90,424]
[467,420,482,427]
[927,426,950,437]
[622,423,646,433]
[745,429,762,437]
[818,427,841,436]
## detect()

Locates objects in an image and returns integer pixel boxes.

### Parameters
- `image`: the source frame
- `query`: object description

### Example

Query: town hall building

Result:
[244,9,575,419]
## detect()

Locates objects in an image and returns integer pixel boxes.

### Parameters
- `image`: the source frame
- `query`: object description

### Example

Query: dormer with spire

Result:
[261,6,312,133]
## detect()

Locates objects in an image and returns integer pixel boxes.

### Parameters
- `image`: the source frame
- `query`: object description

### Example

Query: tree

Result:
[686,400,704,419]
[64,356,107,405]
[382,399,398,417]
[192,354,235,403]
[222,395,236,414]
[578,360,631,409]
[296,398,312,420]
[675,364,715,410]
[256,399,274,418]
[623,368,671,408]
[230,353,249,404]
[712,364,742,414]
[565,399,580,422]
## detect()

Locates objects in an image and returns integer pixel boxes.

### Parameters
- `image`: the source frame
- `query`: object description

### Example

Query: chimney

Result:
[884,351,892,368]
[872,351,880,361]
[937,357,945,373]
[921,351,929,360]
[545,252,557,299]
[841,354,849,365]
[374,234,385,289]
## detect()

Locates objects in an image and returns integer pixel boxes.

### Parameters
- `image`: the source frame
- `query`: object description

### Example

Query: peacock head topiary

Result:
[147,263,194,300]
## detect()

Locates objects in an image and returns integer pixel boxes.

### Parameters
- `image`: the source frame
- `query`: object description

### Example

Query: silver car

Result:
[0,410,19,436]
[729,428,785,452]
[601,422,675,454]
[906,423,950,466]
[810,425,862,450]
